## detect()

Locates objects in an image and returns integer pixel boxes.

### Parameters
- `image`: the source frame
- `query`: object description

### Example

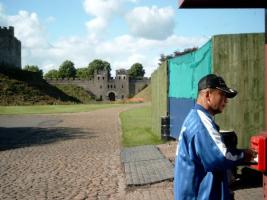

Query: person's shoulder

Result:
[183,109,204,134]
[185,108,201,124]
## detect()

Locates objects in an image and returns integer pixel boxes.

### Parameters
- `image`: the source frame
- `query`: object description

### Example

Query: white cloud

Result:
[8,10,49,48]
[126,6,175,40]
[83,0,123,38]
[83,0,121,18]
[96,34,208,76]
[123,0,139,3]
[1,6,209,77]
[26,32,208,76]
[34,33,207,76]
[85,17,107,34]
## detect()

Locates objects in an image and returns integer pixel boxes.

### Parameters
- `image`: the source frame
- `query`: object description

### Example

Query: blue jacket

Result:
[174,104,244,200]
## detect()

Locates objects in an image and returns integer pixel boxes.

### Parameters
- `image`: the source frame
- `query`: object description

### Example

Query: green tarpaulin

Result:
[168,40,212,99]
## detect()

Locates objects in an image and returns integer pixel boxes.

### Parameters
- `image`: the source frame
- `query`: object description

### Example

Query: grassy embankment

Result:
[0,65,95,106]
[54,84,94,103]
[133,84,151,102]
[120,104,163,147]
[0,72,81,105]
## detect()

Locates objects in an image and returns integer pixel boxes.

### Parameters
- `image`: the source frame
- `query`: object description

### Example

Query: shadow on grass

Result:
[0,127,97,151]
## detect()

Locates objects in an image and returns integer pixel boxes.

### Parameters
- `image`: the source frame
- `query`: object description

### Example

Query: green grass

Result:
[120,105,163,147]
[54,84,94,103]
[0,73,81,105]
[0,104,121,115]
[133,84,151,102]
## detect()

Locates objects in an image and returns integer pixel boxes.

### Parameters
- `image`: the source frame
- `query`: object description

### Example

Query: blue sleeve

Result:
[194,128,244,172]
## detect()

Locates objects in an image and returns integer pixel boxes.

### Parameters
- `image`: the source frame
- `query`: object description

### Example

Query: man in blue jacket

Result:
[174,74,256,200]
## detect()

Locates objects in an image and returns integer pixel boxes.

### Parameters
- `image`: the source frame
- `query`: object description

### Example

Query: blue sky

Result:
[0,0,264,76]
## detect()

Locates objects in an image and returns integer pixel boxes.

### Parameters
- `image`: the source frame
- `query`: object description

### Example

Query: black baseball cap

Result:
[198,74,237,98]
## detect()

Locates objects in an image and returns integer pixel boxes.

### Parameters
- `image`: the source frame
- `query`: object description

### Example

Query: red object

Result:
[250,133,267,172]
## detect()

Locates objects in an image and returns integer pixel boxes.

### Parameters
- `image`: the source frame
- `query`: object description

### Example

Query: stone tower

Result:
[92,69,130,101]
[0,26,21,69]
[114,69,129,100]
[93,69,109,100]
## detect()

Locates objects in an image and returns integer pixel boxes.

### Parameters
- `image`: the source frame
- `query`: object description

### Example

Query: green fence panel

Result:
[212,33,265,148]
[151,60,168,137]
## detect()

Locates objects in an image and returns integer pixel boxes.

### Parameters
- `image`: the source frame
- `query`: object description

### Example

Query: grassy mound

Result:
[133,84,151,102]
[54,84,94,103]
[0,66,81,105]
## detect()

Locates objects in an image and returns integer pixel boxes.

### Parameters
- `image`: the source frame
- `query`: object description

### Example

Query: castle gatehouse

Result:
[46,69,150,101]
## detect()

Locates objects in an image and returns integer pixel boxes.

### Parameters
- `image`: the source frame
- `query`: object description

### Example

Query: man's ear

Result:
[205,89,211,102]
[205,89,210,98]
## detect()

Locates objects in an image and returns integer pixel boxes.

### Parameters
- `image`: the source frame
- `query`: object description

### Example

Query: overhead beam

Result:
[179,0,266,8]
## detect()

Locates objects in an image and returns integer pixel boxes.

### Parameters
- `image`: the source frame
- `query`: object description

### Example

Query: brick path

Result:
[0,104,144,200]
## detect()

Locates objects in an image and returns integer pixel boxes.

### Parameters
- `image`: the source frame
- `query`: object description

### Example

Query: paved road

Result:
[0,104,145,200]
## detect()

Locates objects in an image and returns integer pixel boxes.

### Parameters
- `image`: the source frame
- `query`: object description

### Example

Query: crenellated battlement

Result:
[46,71,150,101]
[0,26,14,37]
[116,69,128,75]
[0,26,21,68]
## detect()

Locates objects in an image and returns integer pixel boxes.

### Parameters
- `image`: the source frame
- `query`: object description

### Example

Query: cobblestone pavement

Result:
[0,104,144,200]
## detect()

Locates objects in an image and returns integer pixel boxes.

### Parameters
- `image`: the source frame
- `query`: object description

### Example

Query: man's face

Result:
[208,89,228,115]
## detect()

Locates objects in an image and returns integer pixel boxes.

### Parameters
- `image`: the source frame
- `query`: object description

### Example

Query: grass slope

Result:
[0,73,80,105]
[133,84,151,102]
[54,84,94,103]
[0,65,97,105]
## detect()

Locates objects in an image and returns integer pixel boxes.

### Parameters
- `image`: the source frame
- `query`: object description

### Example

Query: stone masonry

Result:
[0,26,21,69]
[47,69,150,101]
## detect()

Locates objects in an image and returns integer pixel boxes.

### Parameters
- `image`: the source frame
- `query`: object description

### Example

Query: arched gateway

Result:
[108,92,116,101]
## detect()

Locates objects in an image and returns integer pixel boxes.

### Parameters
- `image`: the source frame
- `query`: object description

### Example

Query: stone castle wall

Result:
[46,73,150,101]
[0,26,21,68]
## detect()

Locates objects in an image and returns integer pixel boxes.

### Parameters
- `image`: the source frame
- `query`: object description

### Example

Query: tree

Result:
[173,47,198,57]
[58,60,76,78]
[128,63,145,79]
[23,65,43,78]
[44,69,59,79]
[76,68,90,79]
[87,59,111,77]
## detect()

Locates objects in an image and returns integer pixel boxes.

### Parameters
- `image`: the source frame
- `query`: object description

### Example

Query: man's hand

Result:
[243,149,258,163]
